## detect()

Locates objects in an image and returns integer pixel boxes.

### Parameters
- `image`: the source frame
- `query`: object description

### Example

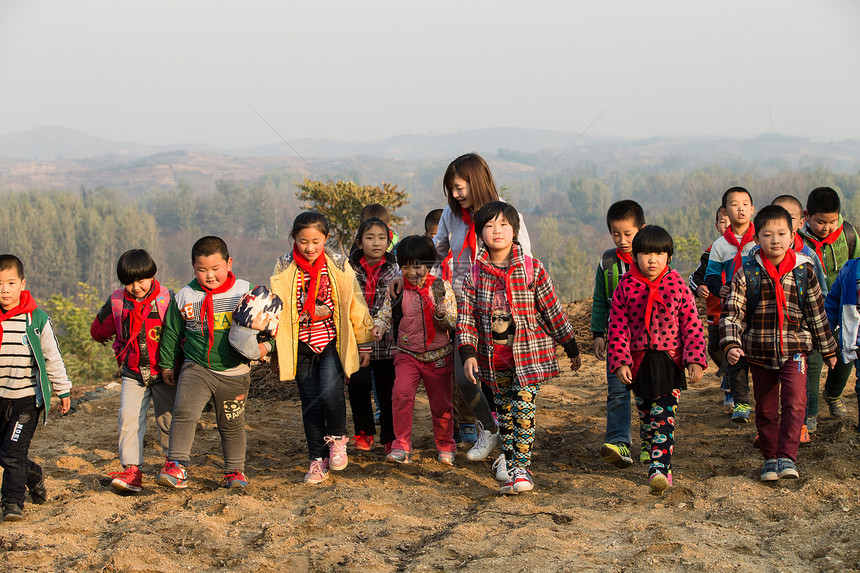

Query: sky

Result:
[1,0,859,147]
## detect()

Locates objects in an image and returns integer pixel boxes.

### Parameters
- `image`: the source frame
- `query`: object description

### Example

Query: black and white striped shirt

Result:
[0,314,37,399]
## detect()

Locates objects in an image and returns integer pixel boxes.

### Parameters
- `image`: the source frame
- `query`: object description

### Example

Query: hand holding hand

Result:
[615,364,633,385]
[686,363,704,384]
[726,347,744,365]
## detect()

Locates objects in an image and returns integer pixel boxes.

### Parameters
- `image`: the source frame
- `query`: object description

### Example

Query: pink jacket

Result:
[398,289,452,354]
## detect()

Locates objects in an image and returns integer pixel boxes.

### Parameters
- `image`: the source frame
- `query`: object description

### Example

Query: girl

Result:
[348,217,398,452]
[607,226,707,496]
[270,212,373,484]
[458,202,581,494]
[91,249,174,493]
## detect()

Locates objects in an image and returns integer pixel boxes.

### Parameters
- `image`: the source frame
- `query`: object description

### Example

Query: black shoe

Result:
[27,463,47,505]
[2,503,24,522]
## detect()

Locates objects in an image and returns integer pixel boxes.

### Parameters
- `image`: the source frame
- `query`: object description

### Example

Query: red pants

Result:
[391,352,455,453]
[750,355,807,462]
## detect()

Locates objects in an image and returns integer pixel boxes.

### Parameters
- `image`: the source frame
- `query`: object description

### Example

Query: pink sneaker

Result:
[304,458,330,484]
[325,435,349,471]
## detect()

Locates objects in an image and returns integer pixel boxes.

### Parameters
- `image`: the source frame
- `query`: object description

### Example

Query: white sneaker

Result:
[491,454,509,481]
[466,421,499,461]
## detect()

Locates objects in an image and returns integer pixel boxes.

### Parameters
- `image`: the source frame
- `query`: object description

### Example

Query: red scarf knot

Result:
[628,265,670,335]
[0,291,37,350]
[198,272,237,366]
[806,225,843,267]
[359,256,385,307]
[293,244,326,324]
[615,248,633,266]
[723,224,756,276]
[403,274,438,341]
[760,249,797,352]
[118,279,161,363]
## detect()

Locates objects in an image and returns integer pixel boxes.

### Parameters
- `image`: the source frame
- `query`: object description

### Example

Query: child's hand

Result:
[59,396,70,414]
[569,355,582,373]
[464,357,479,385]
[257,343,268,360]
[726,347,744,365]
[162,369,175,386]
[686,363,704,384]
[825,355,838,369]
[719,285,731,298]
[359,353,371,368]
[592,337,606,361]
[696,285,710,299]
[250,313,271,332]
[615,365,633,385]
[372,326,384,341]
[387,277,403,299]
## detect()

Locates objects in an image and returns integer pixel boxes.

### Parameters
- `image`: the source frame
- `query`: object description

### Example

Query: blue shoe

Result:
[460,424,478,444]
[731,403,751,423]
[760,458,779,482]
[723,391,734,409]
[777,458,799,479]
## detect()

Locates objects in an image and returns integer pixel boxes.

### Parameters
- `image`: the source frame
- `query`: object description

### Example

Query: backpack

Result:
[844,221,857,256]
[742,256,809,319]
[601,248,624,300]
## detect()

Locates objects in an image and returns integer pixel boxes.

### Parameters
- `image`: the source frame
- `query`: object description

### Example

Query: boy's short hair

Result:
[191,236,230,263]
[806,186,841,216]
[291,211,330,239]
[396,235,437,268]
[771,194,803,212]
[473,201,520,240]
[722,186,754,208]
[360,204,390,224]
[424,209,444,234]
[117,249,157,285]
[715,206,727,222]
[632,225,674,259]
[754,205,792,234]
[606,200,645,230]
[0,255,24,279]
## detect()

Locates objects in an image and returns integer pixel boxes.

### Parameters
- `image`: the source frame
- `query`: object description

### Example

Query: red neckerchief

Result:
[723,224,755,275]
[0,291,37,349]
[792,233,805,253]
[403,274,437,341]
[441,252,453,282]
[760,249,797,352]
[457,208,478,265]
[359,256,385,307]
[198,272,237,366]
[293,244,326,323]
[628,265,670,334]
[483,260,517,314]
[806,225,843,267]
[118,280,161,362]
[615,248,633,266]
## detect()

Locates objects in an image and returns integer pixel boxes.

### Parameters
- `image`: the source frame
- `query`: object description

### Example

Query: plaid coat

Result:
[457,243,579,390]
[720,251,837,369]
[349,250,398,361]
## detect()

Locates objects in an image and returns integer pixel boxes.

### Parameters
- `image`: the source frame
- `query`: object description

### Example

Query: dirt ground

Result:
[3,300,860,572]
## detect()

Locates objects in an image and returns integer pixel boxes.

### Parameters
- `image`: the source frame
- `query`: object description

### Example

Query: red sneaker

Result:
[353,433,374,451]
[109,465,143,493]
[799,425,811,444]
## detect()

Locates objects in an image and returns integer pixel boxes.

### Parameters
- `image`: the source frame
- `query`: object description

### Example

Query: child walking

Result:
[270,212,373,484]
[0,255,71,521]
[157,236,256,489]
[721,206,836,481]
[373,235,458,465]
[458,202,581,494]
[348,217,398,452]
[91,249,174,493]
[608,226,706,496]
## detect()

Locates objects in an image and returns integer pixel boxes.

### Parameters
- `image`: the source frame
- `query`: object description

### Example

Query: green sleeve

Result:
[158,300,185,370]
[590,263,608,337]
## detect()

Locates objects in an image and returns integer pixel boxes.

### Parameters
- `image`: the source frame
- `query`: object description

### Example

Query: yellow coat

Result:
[270,251,373,381]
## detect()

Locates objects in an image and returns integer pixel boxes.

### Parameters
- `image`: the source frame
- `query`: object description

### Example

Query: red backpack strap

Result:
[471,261,480,285]
[524,256,536,289]
[109,290,126,351]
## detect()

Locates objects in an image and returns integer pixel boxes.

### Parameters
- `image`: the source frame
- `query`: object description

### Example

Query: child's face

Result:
[449,176,473,211]
[125,278,154,300]
[755,217,793,263]
[425,223,438,238]
[0,268,25,311]
[358,224,389,264]
[193,253,233,290]
[481,213,514,257]
[401,263,430,287]
[635,251,670,281]
[715,213,730,235]
[609,217,640,253]
[775,202,804,233]
[294,227,328,264]
[724,192,754,229]
[804,210,839,239]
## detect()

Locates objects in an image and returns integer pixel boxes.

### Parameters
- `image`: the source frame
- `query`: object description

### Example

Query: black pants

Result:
[348,359,395,445]
[0,396,42,507]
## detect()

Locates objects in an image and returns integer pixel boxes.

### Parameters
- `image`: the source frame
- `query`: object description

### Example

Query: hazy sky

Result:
[2,1,859,147]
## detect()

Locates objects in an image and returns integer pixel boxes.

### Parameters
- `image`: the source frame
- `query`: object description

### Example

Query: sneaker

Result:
[799,425,811,444]
[825,395,848,418]
[491,454,510,481]
[760,458,779,481]
[437,451,455,466]
[353,433,374,452]
[648,470,672,496]
[723,391,734,408]
[108,465,143,493]
[325,435,349,471]
[639,443,651,464]
[460,424,478,444]
[500,467,534,494]
[156,460,188,489]
[805,416,817,433]
[386,449,412,464]
[777,458,799,479]
[600,442,633,468]
[27,463,47,505]
[466,421,499,461]
[731,403,752,423]
[221,470,248,488]
[304,458,330,484]
[2,503,23,522]
[383,442,393,456]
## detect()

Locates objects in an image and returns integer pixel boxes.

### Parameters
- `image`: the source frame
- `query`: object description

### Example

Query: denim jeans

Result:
[605,363,632,446]
[296,341,346,460]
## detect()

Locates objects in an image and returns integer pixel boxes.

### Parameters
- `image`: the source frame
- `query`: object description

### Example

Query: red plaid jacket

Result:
[457,243,579,390]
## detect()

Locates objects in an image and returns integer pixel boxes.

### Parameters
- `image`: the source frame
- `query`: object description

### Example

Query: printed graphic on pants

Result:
[495,369,539,469]
[223,396,246,420]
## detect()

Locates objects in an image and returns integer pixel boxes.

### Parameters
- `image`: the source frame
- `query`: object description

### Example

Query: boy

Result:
[823,252,860,434]
[157,237,259,489]
[689,207,731,407]
[721,206,837,481]
[0,255,71,521]
[798,187,860,431]
[593,200,645,468]
[705,187,756,423]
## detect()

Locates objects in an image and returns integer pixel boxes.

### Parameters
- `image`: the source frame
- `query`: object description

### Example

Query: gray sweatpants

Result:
[167,362,250,472]
[118,377,176,467]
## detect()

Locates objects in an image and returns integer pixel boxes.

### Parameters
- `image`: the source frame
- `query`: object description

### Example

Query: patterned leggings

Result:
[495,369,539,469]
[636,389,680,477]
